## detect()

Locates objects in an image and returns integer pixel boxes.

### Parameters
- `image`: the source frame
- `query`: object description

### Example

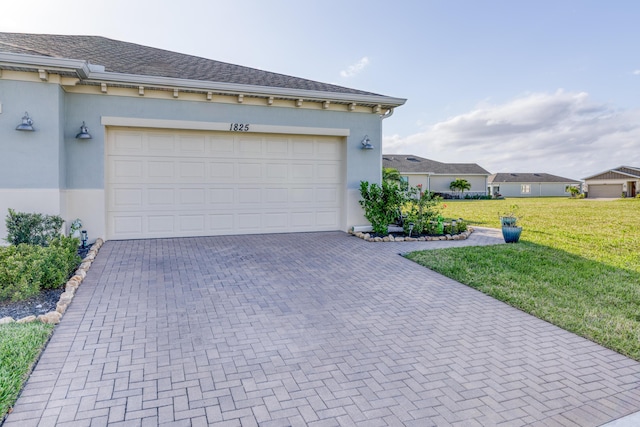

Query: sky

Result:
[2,0,639,179]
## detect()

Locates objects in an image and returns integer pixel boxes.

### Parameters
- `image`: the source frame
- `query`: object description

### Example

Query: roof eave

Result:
[0,51,90,78]
[87,71,407,107]
[0,51,407,108]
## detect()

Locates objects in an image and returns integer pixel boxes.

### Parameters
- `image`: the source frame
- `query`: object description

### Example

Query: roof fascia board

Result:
[0,52,90,78]
[88,71,406,106]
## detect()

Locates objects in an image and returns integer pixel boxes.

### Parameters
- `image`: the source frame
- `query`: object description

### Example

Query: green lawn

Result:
[407,197,640,360]
[0,323,53,418]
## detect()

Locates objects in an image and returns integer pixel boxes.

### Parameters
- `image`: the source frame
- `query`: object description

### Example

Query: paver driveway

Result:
[5,230,640,426]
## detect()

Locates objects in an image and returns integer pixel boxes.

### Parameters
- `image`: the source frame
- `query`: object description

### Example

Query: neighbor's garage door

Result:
[106,128,344,240]
[588,184,622,198]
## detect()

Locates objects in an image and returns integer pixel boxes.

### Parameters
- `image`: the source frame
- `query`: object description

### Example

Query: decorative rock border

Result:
[350,227,474,242]
[0,238,105,326]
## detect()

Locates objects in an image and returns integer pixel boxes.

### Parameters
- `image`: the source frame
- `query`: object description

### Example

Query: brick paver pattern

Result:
[5,229,640,426]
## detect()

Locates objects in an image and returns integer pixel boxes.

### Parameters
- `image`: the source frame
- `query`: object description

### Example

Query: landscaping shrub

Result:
[0,236,80,301]
[359,180,408,235]
[5,209,64,246]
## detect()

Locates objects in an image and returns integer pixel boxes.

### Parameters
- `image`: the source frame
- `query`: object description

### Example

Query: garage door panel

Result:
[292,140,314,155]
[266,163,288,179]
[107,129,344,239]
[208,136,235,155]
[147,134,175,155]
[237,213,262,230]
[148,215,174,233]
[112,215,144,235]
[239,139,263,154]
[148,188,176,206]
[148,161,175,178]
[237,163,263,179]
[238,188,262,204]
[178,214,206,232]
[179,136,206,154]
[111,132,143,154]
[317,164,341,180]
[111,159,143,180]
[292,164,314,180]
[266,139,289,156]
[210,162,234,179]
[179,188,207,205]
[179,161,206,180]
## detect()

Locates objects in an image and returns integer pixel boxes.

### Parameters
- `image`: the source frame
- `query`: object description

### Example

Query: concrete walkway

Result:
[5,229,640,426]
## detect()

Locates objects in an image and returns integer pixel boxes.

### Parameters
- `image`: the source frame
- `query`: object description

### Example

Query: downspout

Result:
[381,108,394,120]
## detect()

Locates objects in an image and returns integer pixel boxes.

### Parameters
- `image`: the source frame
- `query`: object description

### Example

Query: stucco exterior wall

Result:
[403,174,487,194]
[491,182,572,197]
[1,77,385,240]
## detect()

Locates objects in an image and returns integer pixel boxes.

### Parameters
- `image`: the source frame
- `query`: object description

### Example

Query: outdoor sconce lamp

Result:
[16,112,34,131]
[361,135,373,150]
[75,121,92,139]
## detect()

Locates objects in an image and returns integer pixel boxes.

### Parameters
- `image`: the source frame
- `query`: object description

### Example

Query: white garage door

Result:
[588,184,622,198]
[106,128,344,240]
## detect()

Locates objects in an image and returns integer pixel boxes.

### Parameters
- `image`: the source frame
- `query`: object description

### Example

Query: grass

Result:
[0,322,54,418]
[407,197,640,360]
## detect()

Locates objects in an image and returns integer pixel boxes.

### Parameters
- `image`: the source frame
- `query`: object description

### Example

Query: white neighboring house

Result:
[382,154,490,197]
[488,173,581,198]
[583,166,640,198]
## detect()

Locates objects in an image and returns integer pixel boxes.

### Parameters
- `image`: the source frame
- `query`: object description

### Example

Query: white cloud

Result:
[634,70,640,75]
[340,57,370,78]
[383,90,640,179]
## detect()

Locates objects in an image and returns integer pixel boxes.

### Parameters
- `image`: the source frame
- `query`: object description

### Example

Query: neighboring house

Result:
[488,173,581,197]
[0,33,405,241]
[583,166,640,198]
[382,154,490,197]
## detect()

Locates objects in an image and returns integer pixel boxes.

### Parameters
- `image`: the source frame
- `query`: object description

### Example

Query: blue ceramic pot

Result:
[502,226,522,243]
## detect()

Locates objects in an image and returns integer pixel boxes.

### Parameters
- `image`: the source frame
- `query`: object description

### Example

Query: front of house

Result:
[488,173,581,198]
[382,154,490,197]
[583,166,640,198]
[0,33,405,241]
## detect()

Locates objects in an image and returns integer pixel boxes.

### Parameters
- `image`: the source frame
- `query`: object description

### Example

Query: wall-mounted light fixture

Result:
[361,135,373,150]
[75,121,92,139]
[16,112,34,131]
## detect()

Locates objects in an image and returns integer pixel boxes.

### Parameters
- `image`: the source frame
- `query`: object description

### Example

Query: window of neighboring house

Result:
[521,184,531,194]
[400,176,408,184]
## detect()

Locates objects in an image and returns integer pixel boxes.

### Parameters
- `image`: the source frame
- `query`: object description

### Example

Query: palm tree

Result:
[383,167,402,183]
[449,178,471,195]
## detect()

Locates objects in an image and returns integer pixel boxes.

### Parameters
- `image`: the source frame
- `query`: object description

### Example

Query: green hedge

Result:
[5,209,64,247]
[0,236,80,301]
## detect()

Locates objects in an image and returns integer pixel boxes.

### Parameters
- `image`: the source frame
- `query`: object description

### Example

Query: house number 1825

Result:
[229,123,250,132]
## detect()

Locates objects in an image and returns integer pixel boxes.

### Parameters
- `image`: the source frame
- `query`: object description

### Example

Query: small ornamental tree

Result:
[567,186,581,198]
[449,178,471,195]
[382,167,402,183]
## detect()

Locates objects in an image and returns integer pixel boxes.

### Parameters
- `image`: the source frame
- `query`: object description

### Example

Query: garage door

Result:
[588,184,622,198]
[106,128,344,240]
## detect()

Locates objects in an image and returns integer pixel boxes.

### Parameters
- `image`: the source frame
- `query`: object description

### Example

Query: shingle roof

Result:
[488,173,580,183]
[583,166,640,181]
[0,32,392,98]
[382,154,490,175]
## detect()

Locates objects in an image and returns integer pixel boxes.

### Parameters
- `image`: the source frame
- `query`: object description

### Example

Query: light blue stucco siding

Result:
[496,183,571,197]
[63,92,383,190]
[0,80,64,188]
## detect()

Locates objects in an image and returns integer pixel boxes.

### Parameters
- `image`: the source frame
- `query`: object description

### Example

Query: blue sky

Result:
[3,0,639,179]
